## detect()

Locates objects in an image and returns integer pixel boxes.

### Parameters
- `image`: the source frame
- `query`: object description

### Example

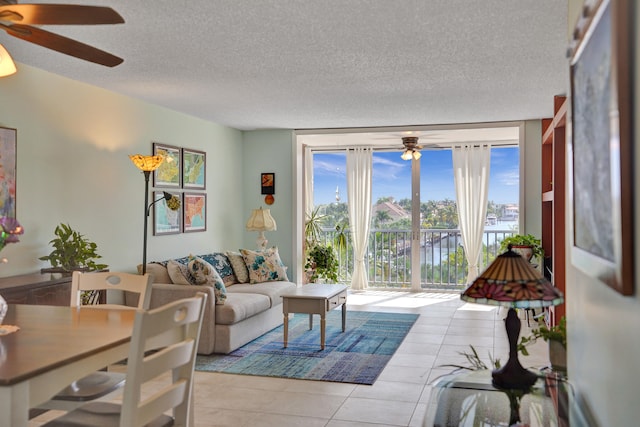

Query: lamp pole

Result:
[142,171,151,275]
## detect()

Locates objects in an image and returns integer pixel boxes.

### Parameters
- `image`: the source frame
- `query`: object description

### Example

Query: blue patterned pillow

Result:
[240,247,289,284]
[199,253,237,286]
[187,256,227,305]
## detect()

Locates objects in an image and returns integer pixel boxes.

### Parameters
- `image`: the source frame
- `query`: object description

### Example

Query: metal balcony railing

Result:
[315,228,516,290]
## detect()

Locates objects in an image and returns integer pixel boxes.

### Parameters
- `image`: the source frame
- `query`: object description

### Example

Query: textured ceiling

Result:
[2,1,569,131]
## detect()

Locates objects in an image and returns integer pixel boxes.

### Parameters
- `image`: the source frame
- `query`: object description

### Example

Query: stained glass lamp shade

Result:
[461,245,564,389]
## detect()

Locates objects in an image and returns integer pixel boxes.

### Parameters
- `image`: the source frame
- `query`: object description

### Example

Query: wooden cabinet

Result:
[541,95,567,326]
[0,273,72,306]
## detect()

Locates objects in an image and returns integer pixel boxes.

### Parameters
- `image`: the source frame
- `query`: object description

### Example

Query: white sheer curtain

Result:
[304,147,314,218]
[452,144,491,283]
[347,147,372,290]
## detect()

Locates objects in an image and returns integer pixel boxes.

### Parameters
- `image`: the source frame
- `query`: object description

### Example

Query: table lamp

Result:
[460,245,564,390]
[246,207,277,250]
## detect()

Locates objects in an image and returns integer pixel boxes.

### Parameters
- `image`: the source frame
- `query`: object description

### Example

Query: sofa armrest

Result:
[149,283,217,355]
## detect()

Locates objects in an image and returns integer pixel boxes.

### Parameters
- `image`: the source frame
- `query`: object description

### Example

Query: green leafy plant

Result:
[39,223,108,272]
[304,207,327,247]
[305,244,339,283]
[499,234,544,260]
[518,316,566,356]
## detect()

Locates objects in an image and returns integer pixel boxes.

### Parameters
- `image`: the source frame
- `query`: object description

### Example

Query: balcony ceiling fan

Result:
[0,0,124,67]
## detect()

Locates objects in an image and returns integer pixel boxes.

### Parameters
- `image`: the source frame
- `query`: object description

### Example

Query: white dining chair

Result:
[37,271,153,411]
[42,292,207,427]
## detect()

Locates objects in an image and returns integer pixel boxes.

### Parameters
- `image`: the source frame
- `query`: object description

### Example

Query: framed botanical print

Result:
[0,127,16,218]
[153,191,181,235]
[183,193,206,232]
[152,143,181,188]
[182,148,206,190]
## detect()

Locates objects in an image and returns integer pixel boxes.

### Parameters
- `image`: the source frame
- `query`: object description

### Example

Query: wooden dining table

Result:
[0,304,136,427]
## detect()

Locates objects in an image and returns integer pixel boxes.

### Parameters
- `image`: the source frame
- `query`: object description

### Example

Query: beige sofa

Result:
[134,253,297,355]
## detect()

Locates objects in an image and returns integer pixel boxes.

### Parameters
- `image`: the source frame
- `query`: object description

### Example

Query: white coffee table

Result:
[281,283,347,350]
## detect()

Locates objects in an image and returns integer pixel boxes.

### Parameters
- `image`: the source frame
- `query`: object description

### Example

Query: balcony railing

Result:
[315,228,516,290]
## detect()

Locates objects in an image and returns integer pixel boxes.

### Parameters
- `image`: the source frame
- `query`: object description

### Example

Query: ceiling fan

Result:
[0,0,125,68]
[400,136,422,161]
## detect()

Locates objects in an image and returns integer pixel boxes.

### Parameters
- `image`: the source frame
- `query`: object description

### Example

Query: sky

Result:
[313,146,520,206]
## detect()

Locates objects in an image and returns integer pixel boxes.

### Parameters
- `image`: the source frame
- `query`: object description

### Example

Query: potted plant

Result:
[304,208,341,283]
[39,223,108,274]
[499,233,544,263]
[304,244,339,283]
[518,316,567,372]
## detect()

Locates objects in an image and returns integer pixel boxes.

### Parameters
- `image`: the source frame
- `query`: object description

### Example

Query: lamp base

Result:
[256,231,268,250]
[492,308,539,390]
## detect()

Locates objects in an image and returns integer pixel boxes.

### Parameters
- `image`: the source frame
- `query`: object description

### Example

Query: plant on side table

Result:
[39,223,108,274]
[499,234,544,263]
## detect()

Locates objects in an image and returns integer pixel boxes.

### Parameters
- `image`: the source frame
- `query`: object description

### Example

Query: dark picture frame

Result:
[182,148,206,190]
[183,193,207,233]
[569,0,634,295]
[152,143,181,188]
[152,191,181,235]
[261,172,275,195]
[0,127,17,218]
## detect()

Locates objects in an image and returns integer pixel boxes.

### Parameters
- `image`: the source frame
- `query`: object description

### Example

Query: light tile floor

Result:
[29,290,550,427]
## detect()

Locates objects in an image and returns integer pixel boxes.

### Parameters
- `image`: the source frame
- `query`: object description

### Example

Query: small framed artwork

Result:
[183,193,206,233]
[182,148,206,190]
[569,0,634,295]
[261,172,275,195]
[152,143,181,188]
[0,127,17,218]
[153,191,181,235]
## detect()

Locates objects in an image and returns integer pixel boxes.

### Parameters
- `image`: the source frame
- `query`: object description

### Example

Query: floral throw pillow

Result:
[167,259,197,285]
[187,256,227,305]
[240,247,289,284]
[199,253,237,286]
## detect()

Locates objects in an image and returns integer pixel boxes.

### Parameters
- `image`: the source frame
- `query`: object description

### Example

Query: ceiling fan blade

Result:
[0,4,124,25]
[2,23,123,66]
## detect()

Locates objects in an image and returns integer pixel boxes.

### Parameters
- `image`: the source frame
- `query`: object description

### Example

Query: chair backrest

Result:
[120,292,207,427]
[70,271,153,309]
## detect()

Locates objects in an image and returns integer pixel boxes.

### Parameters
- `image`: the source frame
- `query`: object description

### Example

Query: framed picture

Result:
[183,193,206,232]
[182,148,206,190]
[261,172,275,195]
[569,0,634,295]
[152,143,181,188]
[153,191,181,235]
[0,127,16,218]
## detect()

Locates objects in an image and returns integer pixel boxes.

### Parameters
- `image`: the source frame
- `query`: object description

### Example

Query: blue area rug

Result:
[195,310,418,385]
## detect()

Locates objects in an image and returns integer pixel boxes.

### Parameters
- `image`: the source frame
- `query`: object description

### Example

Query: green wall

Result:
[0,64,244,276]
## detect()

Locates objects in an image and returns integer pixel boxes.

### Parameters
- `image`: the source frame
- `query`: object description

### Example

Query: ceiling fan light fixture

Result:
[0,44,16,77]
[401,149,413,161]
[400,136,421,161]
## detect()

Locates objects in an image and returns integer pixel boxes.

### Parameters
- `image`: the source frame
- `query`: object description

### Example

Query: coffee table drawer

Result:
[326,291,347,311]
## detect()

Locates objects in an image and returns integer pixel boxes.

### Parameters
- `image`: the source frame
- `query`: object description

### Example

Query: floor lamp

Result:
[129,154,165,275]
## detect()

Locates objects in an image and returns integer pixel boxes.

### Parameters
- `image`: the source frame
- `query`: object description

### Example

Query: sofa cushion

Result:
[188,256,227,305]
[240,247,289,284]
[226,251,250,283]
[199,253,237,286]
[215,292,271,325]
[226,281,297,307]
